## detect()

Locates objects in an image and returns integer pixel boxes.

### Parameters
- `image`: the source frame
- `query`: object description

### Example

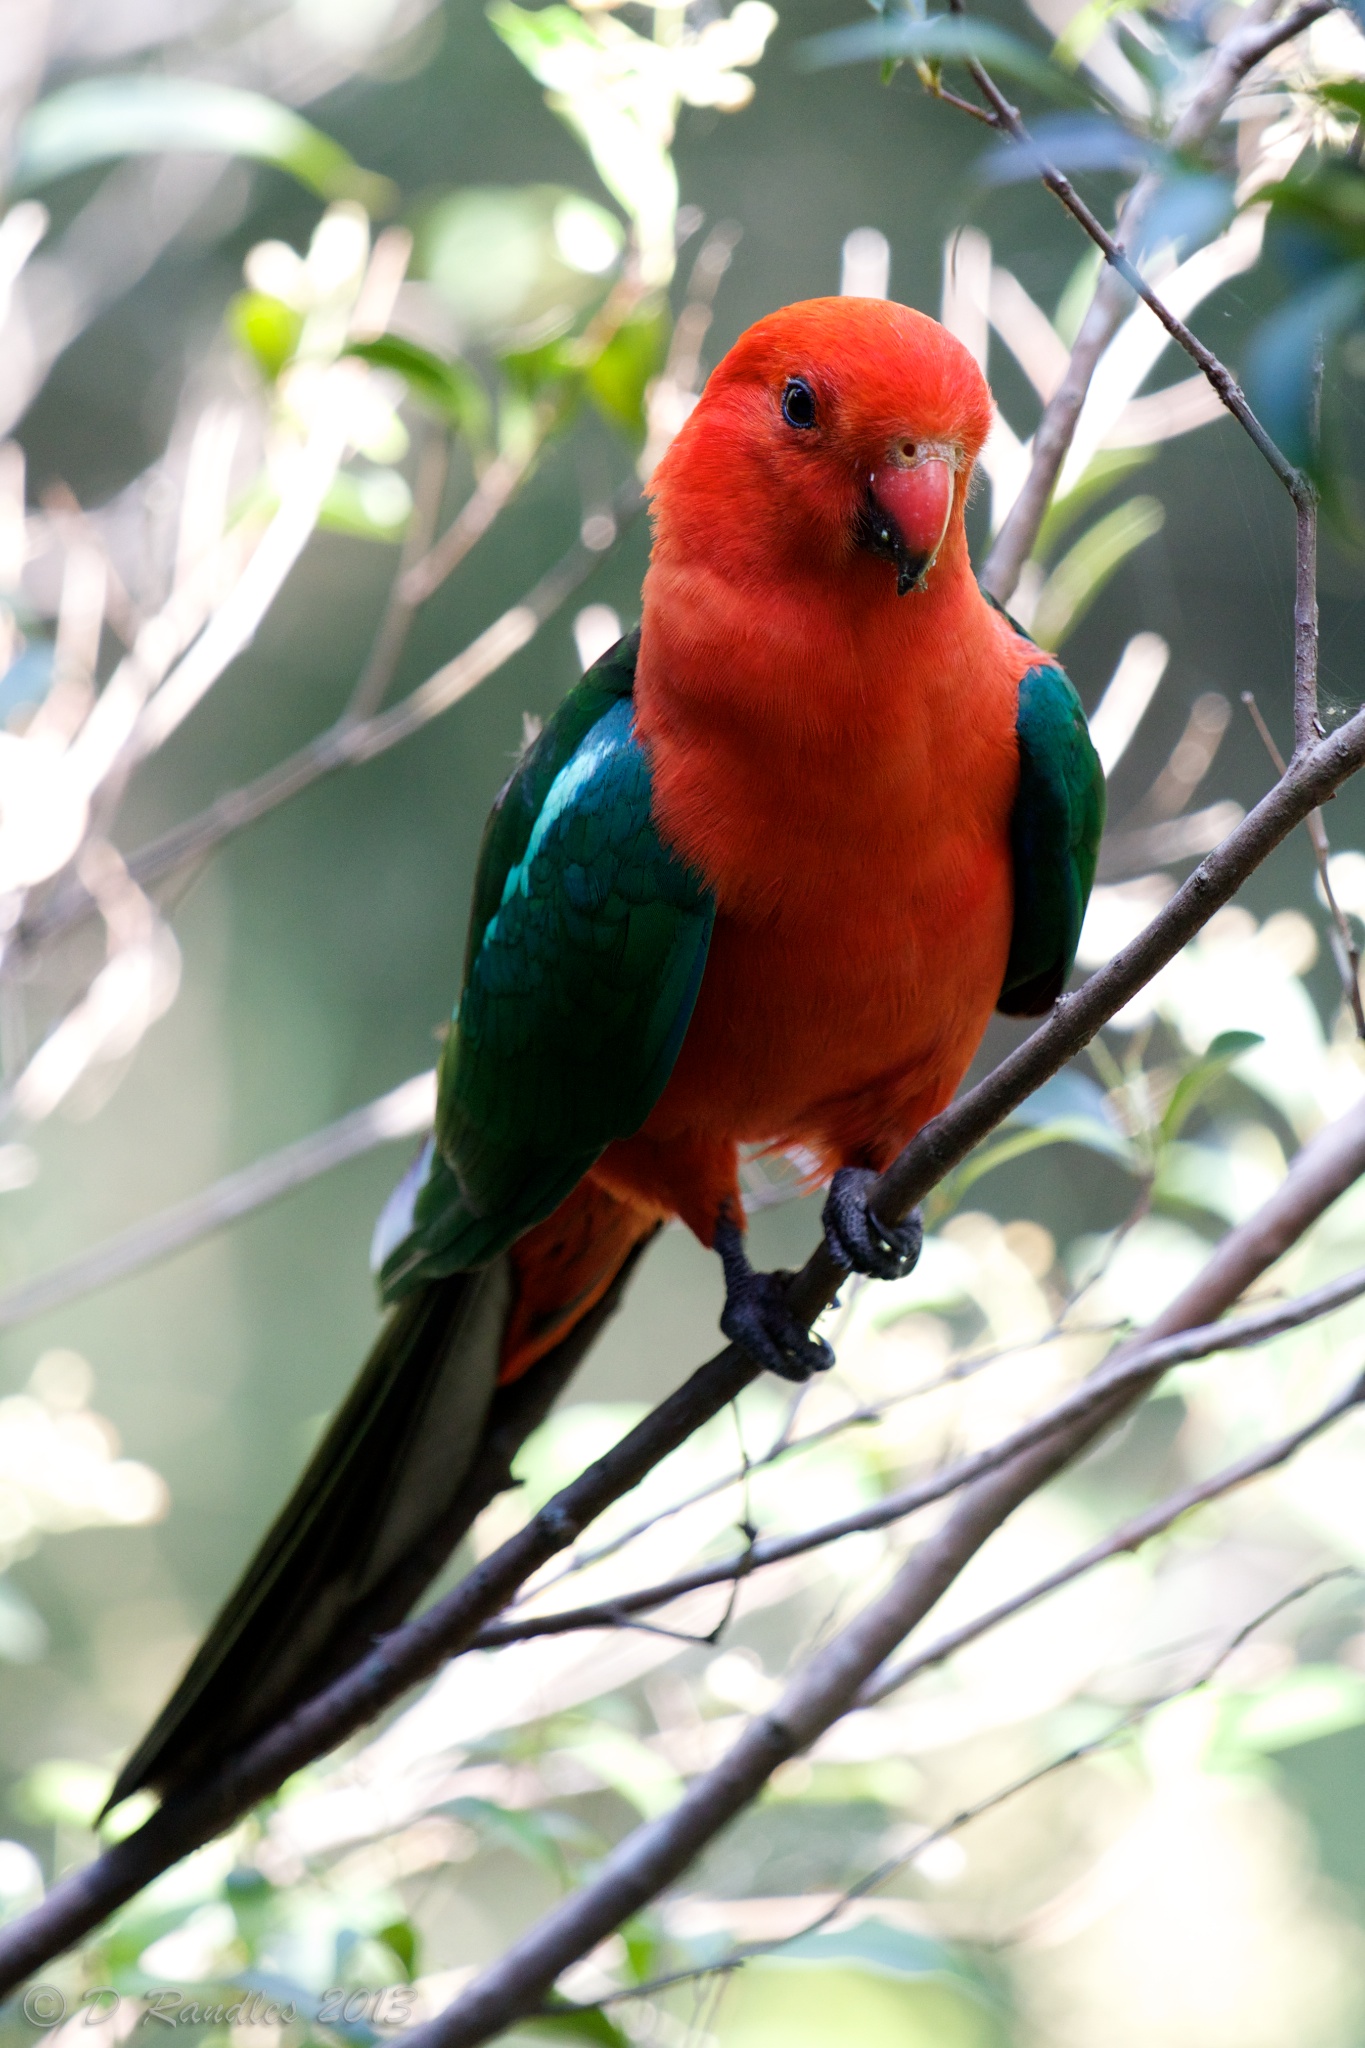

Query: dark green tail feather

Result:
[105,1240,654,1812]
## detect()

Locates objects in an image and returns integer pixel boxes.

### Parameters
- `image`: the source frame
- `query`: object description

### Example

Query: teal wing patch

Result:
[378,632,714,1297]
[998,660,1106,1018]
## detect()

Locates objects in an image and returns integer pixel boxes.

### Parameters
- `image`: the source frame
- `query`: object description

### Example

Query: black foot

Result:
[715,1214,834,1382]
[823,1168,923,1281]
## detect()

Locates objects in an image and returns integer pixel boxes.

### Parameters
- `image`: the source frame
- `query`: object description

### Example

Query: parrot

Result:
[106,295,1103,1811]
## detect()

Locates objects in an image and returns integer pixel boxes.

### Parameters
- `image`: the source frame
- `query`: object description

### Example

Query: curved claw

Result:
[714,1214,834,1383]
[823,1167,923,1281]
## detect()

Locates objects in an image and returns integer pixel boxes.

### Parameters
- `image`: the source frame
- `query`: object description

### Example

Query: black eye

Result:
[781,377,817,429]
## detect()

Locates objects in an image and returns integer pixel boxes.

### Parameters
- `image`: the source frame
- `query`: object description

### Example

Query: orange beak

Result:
[867,455,955,595]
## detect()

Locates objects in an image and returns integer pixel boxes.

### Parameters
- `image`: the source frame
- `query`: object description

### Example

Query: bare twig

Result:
[399,445,542,610]
[959,48,1303,502]
[345,433,451,721]
[1293,434,1322,757]
[980,0,1333,600]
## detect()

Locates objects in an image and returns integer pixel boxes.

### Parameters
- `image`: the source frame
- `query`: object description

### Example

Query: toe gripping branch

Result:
[715,1212,835,1383]
[822,1167,923,1282]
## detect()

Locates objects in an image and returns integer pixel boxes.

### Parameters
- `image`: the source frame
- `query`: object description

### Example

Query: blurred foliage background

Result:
[3,0,1365,2041]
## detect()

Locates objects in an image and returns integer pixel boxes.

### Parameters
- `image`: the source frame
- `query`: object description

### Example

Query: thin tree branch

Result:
[1293,444,1321,759]
[469,1256,1365,1650]
[957,41,1305,507]
[1,700,1364,1995]
[399,445,542,610]
[0,1072,435,1330]
[400,1098,1365,2048]
[980,0,1333,600]
[344,432,451,722]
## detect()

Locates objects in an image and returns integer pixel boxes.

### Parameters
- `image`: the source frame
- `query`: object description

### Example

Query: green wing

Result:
[998,659,1106,1018]
[376,629,715,1296]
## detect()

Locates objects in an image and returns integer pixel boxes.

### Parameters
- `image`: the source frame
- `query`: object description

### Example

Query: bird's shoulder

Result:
[463,625,643,978]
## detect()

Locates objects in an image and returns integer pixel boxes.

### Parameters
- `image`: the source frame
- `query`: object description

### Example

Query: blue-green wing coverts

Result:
[377,628,716,1296]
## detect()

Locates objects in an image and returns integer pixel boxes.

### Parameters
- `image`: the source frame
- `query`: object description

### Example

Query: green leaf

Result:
[934,1117,1135,1212]
[977,112,1158,187]
[377,1920,418,1983]
[1220,1665,1365,1757]
[230,291,303,382]
[1034,445,1154,561]
[928,1070,1135,1219]
[772,1919,1002,2012]
[1160,1029,1263,1141]
[797,15,1092,105]
[345,336,491,448]
[486,4,680,276]
[449,1798,583,1880]
[16,1758,112,1826]
[12,77,392,209]
[558,1727,682,1820]
[586,302,670,442]
[619,1918,660,1987]
[1051,0,1136,71]
[1134,171,1235,263]
[318,468,413,543]
[1318,79,1365,124]
[1054,244,1104,346]
[500,331,580,400]
[1260,157,1365,266]
[415,183,623,348]
[1029,494,1164,647]
[523,2002,631,2048]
